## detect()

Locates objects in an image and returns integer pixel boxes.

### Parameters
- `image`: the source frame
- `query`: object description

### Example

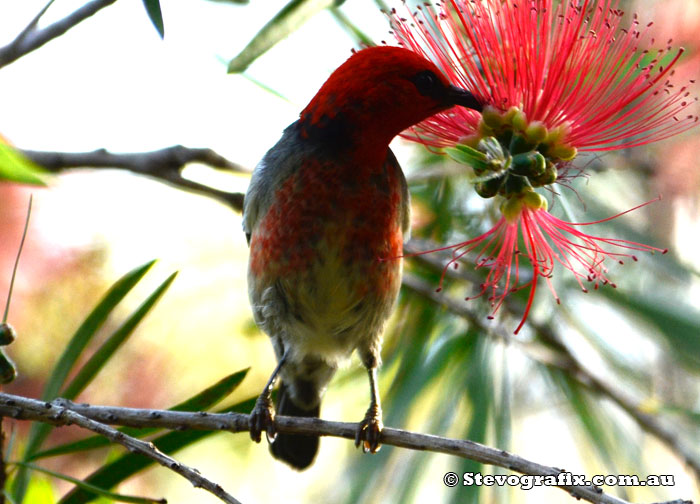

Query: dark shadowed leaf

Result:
[14,462,164,503]
[59,397,256,504]
[11,260,158,502]
[31,368,250,460]
[227,0,339,73]
[141,0,164,38]
[61,271,178,399]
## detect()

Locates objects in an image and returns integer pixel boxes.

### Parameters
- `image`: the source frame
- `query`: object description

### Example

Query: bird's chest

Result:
[249,159,404,294]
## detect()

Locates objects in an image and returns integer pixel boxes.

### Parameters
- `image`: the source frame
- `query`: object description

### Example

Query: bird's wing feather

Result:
[386,148,411,240]
[243,123,306,245]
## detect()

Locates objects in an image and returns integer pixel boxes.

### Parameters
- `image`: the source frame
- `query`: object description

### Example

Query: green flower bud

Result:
[530,161,558,186]
[503,106,521,125]
[549,143,577,161]
[525,121,548,144]
[500,196,525,222]
[509,134,537,155]
[503,174,532,197]
[475,175,505,198]
[544,124,570,145]
[522,191,548,211]
[481,105,504,129]
[511,151,546,177]
[511,109,528,132]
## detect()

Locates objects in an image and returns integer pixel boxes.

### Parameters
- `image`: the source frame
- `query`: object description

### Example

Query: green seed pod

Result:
[0,351,17,384]
[0,323,16,345]
[502,174,532,197]
[509,134,536,155]
[530,160,558,186]
[475,175,505,198]
[511,151,546,177]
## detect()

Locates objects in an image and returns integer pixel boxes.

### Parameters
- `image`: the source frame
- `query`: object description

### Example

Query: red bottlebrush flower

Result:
[390,0,698,332]
[391,0,698,151]
[432,194,666,334]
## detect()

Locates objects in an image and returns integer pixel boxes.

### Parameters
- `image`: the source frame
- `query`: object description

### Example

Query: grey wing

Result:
[242,124,305,246]
[242,159,265,246]
[386,148,411,240]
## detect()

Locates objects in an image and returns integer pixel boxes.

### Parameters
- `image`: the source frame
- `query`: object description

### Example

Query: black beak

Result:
[447,85,482,112]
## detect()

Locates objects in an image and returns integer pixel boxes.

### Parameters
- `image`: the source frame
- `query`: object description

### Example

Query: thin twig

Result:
[0,393,691,504]
[22,146,247,212]
[4,397,241,504]
[3,195,32,323]
[400,269,700,484]
[0,0,118,69]
[10,0,57,51]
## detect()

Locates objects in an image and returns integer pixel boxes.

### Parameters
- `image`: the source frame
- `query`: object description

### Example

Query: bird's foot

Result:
[249,394,276,443]
[355,402,383,454]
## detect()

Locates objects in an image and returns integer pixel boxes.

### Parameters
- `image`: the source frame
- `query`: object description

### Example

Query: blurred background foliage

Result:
[0,0,699,503]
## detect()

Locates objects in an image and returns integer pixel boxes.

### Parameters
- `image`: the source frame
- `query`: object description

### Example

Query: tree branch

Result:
[400,261,700,484]
[0,393,691,504]
[0,0,118,69]
[4,396,241,504]
[22,146,247,212]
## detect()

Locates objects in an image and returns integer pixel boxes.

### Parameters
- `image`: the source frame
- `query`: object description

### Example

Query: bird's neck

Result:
[297,113,395,167]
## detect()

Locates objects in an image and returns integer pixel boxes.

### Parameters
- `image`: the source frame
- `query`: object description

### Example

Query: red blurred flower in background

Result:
[391,0,698,332]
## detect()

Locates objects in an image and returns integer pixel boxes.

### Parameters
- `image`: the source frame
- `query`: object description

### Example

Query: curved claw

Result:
[355,404,383,454]
[249,395,276,443]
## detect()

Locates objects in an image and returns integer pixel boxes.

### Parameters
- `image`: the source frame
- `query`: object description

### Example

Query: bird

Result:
[243,45,481,470]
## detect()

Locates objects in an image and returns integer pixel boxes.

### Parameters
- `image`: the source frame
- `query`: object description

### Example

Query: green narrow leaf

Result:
[227,0,337,73]
[12,260,157,502]
[61,271,178,399]
[452,337,493,504]
[44,259,158,401]
[59,397,257,504]
[13,462,164,504]
[141,0,164,38]
[240,73,292,103]
[444,145,490,174]
[31,368,250,460]
[0,143,47,186]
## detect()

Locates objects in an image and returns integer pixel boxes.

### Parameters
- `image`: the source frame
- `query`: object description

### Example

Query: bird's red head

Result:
[299,46,481,156]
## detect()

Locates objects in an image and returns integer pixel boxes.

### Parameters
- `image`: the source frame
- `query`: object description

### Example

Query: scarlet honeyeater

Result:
[243,46,481,469]
[390,0,698,333]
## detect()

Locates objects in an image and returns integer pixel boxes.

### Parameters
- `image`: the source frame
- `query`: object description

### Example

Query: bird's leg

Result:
[355,364,383,453]
[249,351,288,443]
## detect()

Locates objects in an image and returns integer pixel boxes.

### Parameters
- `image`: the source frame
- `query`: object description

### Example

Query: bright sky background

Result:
[0,0,413,270]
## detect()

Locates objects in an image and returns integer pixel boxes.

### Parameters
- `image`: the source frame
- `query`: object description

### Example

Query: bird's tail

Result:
[270,382,320,470]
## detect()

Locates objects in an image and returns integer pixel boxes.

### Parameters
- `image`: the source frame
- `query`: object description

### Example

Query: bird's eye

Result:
[412,70,440,96]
